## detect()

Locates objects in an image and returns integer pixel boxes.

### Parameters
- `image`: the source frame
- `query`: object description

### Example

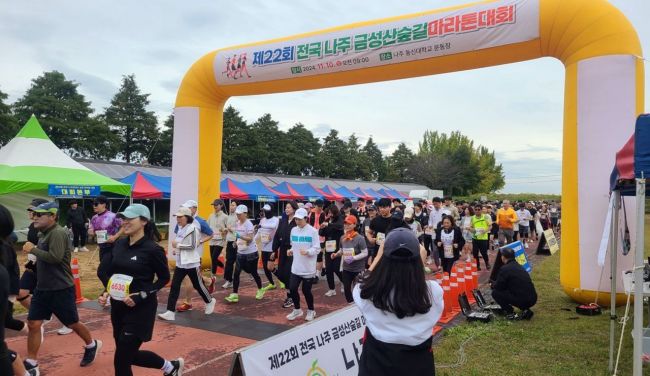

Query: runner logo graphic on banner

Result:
[500,240,531,272]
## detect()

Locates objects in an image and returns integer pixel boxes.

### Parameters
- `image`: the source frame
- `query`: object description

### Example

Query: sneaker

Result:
[305,310,316,321]
[207,276,216,294]
[74,247,79,253]
[176,302,192,312]
[505,313,519,321]
[278,281,286,289]
[286,309,304,321]
[324,289,336,297]
[520,309,534,320]
[282,297,294,308]
[263,283,276,291]
[204,298,216,315]
[224,293,239,303]
[158,310,176,321]
[80,247,90,252]
[255,289,266,300]
[222,281,233,289]
[165,358,185,376]
[23,360,39,376]
[80,339,102,367]
[57,326,73,335]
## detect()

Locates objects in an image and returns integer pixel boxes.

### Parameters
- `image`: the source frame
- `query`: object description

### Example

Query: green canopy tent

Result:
[0,115,130,230]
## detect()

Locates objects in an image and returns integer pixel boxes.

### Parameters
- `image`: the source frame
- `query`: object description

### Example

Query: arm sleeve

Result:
[30,231,68,264]
[353,238,368,260]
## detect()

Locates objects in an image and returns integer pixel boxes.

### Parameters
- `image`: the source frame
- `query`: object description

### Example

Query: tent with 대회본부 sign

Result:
[119,171,171,199]
[0,115,130,197]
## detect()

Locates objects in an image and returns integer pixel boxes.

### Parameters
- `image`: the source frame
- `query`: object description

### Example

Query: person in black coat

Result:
[491,247,537,320]
[319,205,344,295]
[434,215,465,274]
[272,201,298,308]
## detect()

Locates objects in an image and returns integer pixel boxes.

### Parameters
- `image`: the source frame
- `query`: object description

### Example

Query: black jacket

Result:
[67,207,88,226]
[493,259,538,305]
[319,215,344,250]
[434,226,465,260]
[272,215,297,252]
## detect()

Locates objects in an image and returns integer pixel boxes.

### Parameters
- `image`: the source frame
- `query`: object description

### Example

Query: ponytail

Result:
[142,217,161,242]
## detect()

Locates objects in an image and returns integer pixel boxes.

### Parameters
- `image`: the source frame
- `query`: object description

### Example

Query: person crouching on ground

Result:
[354,228,444,376]
[490,247,537,320]
[158,207,216,321]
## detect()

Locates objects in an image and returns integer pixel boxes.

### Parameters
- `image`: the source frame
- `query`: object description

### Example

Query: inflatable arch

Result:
[171,0,644,304]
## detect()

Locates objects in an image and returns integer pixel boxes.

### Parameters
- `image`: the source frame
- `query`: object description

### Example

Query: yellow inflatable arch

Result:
[171,0,644,304]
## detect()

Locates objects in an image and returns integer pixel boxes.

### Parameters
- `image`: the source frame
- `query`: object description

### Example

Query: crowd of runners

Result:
[0,194,560,375]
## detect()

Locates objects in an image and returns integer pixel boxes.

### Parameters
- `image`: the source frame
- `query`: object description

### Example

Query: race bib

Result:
[376,232,386,245]
[476,228,485,235]
[261,232,271,243]
[108,274,133,301]
[359,216,366,223]
[444,245,454,258]
[212,233,222,241]
[96,230,108,244]
[325,240,337,253]
[342,248,355,258]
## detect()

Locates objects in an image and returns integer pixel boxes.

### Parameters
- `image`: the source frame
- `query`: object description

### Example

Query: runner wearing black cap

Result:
[90,195,124,299]
[354,228,444,376]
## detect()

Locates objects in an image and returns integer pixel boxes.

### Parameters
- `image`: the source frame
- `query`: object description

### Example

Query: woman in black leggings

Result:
[98,204,182,376]
[272,201,298,308]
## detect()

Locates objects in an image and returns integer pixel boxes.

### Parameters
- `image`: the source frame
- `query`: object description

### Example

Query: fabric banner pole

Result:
[608,190,620,373]
[632,178,645,376]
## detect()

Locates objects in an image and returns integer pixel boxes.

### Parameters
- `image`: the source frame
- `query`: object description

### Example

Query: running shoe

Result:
[176,302,192,312]
[222,281,233,289]
[286,309,304,321]
[80,247,90,252]
[263,283,276,291]
[204,298,216,315]
[282,297,294,308]
[519,309,534,320]
[224,293,239,303]
[57,326,73,335]
[278,281,286,289]
[80,339,102,367]
[505,313,519,321]
[255,289,266,300]
[305,310,316,321]
[74,247,79,253]
[158,311,176,321]
[23,360,39,376]
[207,276,216,294]
[324,289,336,297]
[165,358,185,376]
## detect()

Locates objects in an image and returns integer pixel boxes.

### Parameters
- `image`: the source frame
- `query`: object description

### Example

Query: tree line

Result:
[0,71,505,195]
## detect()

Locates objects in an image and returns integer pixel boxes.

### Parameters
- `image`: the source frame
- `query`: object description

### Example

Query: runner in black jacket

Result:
[272,201,298,308]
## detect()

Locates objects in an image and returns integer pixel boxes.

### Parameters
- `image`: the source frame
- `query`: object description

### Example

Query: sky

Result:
[1,0,648,194]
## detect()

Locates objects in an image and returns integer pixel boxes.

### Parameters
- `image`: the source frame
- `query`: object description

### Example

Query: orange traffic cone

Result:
[464,262,475,303]
[456,263,467,302]
[471,262,479,289]
[439,273,454,323]
[71,258,88,304]
[450,268,460,312]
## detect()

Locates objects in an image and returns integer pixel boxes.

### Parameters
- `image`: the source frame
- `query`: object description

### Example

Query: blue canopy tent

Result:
[290,183,324,202]
[334,185,360,200]
[119,171,171,199]
[235,180,278,202]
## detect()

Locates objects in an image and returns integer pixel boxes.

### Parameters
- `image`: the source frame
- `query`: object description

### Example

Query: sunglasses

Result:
[93,202,105,206]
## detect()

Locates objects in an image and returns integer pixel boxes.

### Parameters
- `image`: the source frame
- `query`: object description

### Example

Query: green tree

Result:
[344,133,368,180]
[249,113,285,173]
[473,146,505,193]
[0,88,18,146]
[316,129,349,178]
[385,142,415,182]
[12,71,93,152]
[282,123,320,175]
[148,114,174,166]
[104,74,159,163]
[73,115,119,160]
[361,137,385,181]
[222,105,251,171]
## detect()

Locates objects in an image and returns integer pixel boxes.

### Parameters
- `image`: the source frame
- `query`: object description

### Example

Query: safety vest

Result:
[471,215,490,240]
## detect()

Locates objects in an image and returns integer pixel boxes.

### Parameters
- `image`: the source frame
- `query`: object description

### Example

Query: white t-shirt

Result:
[353,281,444,346]
[517,209,531,227]
[235,219,255,255]
[256,216,279,252]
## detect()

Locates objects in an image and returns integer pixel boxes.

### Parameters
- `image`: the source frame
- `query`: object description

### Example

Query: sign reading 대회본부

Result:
[229,306,366,376]
[215,0,539,86]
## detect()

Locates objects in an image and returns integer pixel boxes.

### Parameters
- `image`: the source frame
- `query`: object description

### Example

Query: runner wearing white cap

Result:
[255,204,279,290]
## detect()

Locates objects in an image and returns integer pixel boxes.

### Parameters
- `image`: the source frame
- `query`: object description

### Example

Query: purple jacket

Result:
[90,210,122,236]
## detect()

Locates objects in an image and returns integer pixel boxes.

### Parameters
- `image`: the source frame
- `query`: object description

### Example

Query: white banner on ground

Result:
[230,305,366,376]
[215,0,539,85]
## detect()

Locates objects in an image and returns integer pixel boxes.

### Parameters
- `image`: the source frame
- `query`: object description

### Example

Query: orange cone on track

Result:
[456,263,466,303]
[471,262,479,289]
[464,262,475,303]
[71,258,88,304]
[449,268,460,312]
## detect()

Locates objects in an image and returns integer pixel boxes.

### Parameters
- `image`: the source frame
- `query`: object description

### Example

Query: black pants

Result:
[275,247,292,289]
[441,257,456,274]
[4,301,25,331]
[325,253,342,290]
[166,267,211,311]
[209,245,224,275]
[261,251,275,285]
[491,289,535,314]
[233,253,262,293]
[472,239,490,270]
[342,270,360,303]
[114,332,164,376]
[223,241,237,282]
[423,235,432,257]
[429,237,440,266]
[289,273,314,310]
[97,244,114,288]
[359,329,434,376]
[72,224,87,247]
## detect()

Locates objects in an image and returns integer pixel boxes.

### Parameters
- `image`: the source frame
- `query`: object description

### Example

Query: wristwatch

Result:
[139,291,148,299]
